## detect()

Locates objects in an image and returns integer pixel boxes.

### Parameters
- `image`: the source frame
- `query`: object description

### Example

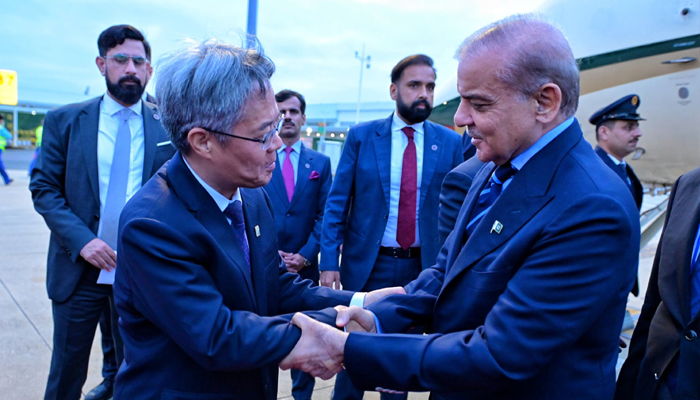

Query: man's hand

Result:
[363,286,406,307]
[283,253,306,273]
[335,305,376,333]
[80,238,116,271]
[280,313,348,380]
[320,271,341,289]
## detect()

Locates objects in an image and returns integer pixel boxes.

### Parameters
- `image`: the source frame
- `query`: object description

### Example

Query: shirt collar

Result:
[182,155,242,212]
[277,139,303,155]
[606,152,625,166]
[102,92,143,117]
[511,117,575,171]
[392,111,424,136]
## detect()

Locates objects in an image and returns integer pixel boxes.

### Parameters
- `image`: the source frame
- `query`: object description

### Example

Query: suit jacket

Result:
[320,114,463,291]
[595,146,643,210]
[437,155,486,245]
[616,168,700,400]
[263,144,332,282]
[113,153,353,400]
[343,121,640,400]
[29,96,175,302]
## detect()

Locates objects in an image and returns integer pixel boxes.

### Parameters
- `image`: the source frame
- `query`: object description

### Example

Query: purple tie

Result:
[282,146,295,202]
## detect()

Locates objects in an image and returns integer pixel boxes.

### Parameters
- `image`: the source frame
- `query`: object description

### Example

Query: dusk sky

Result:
[2,0,546,107]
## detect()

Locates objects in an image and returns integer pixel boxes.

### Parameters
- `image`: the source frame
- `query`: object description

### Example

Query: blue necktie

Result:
[223,200,250,269]
[101,108,132,249]
[619,163,632,186]
[466,163,517,237]
[690,224,700,317]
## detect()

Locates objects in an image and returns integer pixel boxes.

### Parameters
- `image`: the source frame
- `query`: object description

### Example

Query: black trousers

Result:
[44,267,123,400]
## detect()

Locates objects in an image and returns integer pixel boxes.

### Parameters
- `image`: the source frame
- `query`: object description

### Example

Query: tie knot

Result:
[284,146,294,155]
[118,108,133,122]
[223,200,245,227]
[492,163,517,185]
[401,126,415,140]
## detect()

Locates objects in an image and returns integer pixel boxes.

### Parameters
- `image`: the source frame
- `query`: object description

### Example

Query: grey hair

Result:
[155,37,275,153]
[455,14,580,118]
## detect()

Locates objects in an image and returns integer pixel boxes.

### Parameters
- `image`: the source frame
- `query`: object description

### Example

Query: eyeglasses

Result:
[204,115,282,150]
[103,54,149,68]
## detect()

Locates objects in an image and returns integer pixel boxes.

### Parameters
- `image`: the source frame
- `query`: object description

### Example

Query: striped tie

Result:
[223,200,250,270]
[466,163,517,237]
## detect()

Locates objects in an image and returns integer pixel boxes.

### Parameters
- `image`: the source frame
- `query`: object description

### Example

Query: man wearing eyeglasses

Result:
[30,25,175,400]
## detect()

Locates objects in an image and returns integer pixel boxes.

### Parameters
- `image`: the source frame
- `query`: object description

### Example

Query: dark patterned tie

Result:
[691,228,700,317]
[397,126,417,250]
[466,163,517,237]
[619,163,632,186]
[223,200,250,269]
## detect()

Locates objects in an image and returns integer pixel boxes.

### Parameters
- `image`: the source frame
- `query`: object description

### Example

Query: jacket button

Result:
[286,213,291,217]
[685,330,697,341]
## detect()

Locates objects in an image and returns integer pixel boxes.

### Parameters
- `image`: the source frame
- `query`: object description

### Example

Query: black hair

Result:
[275,89,306,115]
[98,25,151,61]
[390,54,435,84]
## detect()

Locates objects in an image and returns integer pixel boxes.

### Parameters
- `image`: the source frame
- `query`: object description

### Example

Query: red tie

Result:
[397,127,417,250]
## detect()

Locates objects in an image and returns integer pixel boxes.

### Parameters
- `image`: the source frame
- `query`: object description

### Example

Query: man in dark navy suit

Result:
[30,25,175,400]
[111,38,364,400]
[590,94,644,211]
[282,15,640,400]
[319,54,462,400]
[263,89,332,400]
[591,94,645,298]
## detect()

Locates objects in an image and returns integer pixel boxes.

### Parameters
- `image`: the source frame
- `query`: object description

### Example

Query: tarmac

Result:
[0,148,658,399]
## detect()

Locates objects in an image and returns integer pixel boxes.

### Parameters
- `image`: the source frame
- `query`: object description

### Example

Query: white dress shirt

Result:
[96,94,145,241]
[380,112,424,248]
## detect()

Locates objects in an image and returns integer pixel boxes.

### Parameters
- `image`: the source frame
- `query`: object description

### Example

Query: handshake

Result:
[279,286,405,383]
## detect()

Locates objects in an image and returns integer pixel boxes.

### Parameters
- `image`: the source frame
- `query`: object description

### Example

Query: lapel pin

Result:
[254,225,261,237]
[431,144,438,151]
[305,163,310,168]
[153,114,160,120]
[491,220,503,234]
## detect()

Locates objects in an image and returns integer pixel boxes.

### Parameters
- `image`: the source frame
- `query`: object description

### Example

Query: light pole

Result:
[354,45,370,124]
[246,0,258,48]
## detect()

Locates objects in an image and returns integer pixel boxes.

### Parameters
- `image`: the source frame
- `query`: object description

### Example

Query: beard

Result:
[106,74,145,105]
[396,94,432,125]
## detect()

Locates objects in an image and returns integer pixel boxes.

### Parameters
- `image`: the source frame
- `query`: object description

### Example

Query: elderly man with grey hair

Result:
[279,14,640,400]
[111,39,365,400]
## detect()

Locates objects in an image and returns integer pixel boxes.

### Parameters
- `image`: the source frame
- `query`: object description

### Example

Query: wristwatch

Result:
[303,257,311,267]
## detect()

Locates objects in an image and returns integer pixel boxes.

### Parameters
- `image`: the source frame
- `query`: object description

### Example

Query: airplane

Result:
[430,0,700,189]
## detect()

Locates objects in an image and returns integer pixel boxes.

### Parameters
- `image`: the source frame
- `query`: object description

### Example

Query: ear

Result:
[96,57,106,76]
[301,113,307,126]
[598,125,610,142]
[187,128,216,160]
[533,83,562,124]
[147,62,154,79]
[390,83,398,101]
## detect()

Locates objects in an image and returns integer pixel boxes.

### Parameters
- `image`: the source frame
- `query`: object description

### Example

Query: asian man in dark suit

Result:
[111,38,361,400]
[29,25,175,400]
[282,15,640,400]
[263,89,332,400]
[319,54,462,400]
[616,167,700,400]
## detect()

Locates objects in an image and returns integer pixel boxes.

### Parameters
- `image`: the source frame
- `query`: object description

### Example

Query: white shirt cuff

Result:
[349,292,365,308]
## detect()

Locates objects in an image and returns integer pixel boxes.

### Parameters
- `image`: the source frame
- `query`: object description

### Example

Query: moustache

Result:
[467,127,483,140]
[411,99,431,109]
[118,76,142,86]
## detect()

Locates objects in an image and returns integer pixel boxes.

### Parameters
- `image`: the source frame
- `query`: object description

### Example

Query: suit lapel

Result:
[443,122,582,288]
[290,145,312,208]
[420,121,441,210]
[659,173,700,324]
[270,156,290,205]
[168,154,257,309]
[141,102,159,183]
[374,115,393,210]
[79,97,102,203]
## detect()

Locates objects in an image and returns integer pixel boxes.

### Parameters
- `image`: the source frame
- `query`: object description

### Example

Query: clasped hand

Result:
[279,286,405,379]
